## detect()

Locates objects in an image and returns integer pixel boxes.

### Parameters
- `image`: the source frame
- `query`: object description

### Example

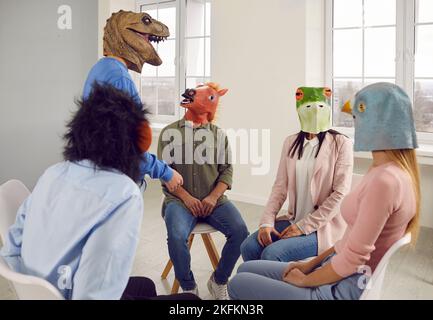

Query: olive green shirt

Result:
[157,119,233,209]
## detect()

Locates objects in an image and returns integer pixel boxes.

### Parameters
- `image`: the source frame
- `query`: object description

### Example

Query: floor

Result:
[1,180,433,300]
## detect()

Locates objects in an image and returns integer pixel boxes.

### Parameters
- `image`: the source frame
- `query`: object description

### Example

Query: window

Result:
[327,0,433,135]
[136,0,211,124]
[414,0,433,133]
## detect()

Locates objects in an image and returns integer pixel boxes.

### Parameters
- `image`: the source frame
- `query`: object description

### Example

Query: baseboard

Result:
[227,191,289,211]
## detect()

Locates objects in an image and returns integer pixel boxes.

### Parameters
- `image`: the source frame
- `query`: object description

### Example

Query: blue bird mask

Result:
[342,83,418,152]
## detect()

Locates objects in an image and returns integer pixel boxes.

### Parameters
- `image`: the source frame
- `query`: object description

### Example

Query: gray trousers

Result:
[228,256,364,300]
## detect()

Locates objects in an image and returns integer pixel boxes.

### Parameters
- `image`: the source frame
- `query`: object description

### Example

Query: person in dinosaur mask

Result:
[157,83,249,300]
[241,87,353,266]
[83,10,183,192]
[229,83,420,300]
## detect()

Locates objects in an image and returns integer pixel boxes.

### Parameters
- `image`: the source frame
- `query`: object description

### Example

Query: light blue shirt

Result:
[0,160,144,300]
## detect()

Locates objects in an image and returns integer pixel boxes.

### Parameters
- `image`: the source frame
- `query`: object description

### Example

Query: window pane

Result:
[364,78,395,86]
[205,2,211,36]
[142,63,157,77]
[417,0,433,23]
[187,0,205,37]
[333,0,362,28]
[186,77,206,89]
[332,79,363,127]
[415,25,433,78]
[364,27,396,77]
[186,38,205,76]
[158,6,176,39]
[158,78,176,116]
[141,80,158,115]
[333,29,363,77]
[157,39,176,77]
[141,7,157,19]
[414,80,433,133]
[205,37,211,77]
[364,0,396,26]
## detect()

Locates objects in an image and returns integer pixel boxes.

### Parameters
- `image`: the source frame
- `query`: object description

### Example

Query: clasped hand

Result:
[184,194,218,217]
[257,224,304,247]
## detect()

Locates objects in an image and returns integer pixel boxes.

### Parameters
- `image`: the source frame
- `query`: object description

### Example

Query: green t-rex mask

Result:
[296,87,332,134]
[103,10,170,73]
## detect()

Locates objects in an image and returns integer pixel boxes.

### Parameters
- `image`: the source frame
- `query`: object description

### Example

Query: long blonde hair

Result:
[384,149,421,244]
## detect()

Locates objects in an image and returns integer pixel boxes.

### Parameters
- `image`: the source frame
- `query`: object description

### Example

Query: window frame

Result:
[325,0,433,145]
[136,0,211,126]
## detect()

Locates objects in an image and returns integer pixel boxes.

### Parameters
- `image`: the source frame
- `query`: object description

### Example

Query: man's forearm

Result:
[209,182,229,199]
[171,186,191,202]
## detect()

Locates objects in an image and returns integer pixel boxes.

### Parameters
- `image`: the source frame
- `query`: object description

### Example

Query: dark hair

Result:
[63,83,148,182]
[289,130,344,160]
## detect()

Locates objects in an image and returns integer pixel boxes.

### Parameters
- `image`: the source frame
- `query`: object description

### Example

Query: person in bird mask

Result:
[229,83,420,301]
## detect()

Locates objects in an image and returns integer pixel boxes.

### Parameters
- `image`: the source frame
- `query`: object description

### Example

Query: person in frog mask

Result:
[240,87,353,264]
[229,82,420,300]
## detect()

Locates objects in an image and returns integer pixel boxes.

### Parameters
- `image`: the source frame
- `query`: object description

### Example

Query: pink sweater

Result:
[331,162,416,278]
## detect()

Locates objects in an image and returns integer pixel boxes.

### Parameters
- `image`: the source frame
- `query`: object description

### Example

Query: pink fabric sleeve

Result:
[331,170,401,278]
[259,138,290,227]
[297,137,353,234]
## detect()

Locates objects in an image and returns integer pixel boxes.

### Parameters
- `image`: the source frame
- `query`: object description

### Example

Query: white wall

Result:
[0,0,98,189]
[211,0,324,206]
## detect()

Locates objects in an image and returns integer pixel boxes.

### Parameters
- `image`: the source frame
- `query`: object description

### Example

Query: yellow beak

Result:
[342,100,353,115]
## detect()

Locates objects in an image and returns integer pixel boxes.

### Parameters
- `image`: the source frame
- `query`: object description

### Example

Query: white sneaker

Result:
[183,286,199,297]
[207,275,229,300]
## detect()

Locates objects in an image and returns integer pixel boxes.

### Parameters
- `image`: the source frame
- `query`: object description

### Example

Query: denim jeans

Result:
[240,220,318,262]
[164,201,249,291]
[228,255,364,300]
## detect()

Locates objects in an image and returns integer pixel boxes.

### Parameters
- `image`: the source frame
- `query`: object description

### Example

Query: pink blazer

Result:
[260,133,354,254]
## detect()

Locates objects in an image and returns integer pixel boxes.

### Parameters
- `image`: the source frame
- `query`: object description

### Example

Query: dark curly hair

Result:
[63,83,148,182]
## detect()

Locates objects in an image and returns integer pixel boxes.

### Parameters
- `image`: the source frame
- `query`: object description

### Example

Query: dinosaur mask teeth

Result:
[129,29,167,44]
[149,35,168,43]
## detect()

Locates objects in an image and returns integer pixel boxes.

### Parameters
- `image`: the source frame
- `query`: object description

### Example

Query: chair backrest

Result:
[0,180,30,243]
[359,233,411,300]
[0,180,64,300]
[0,256,64,300]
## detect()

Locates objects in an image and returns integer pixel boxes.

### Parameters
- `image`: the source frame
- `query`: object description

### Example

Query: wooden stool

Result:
[161,223,220,294]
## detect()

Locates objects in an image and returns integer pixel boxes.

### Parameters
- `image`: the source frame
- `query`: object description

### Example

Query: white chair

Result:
[159,197,220,293]
[0,180,30,244]
[359,233,412,300]
[161,222,221,294]
[0,180,64,300]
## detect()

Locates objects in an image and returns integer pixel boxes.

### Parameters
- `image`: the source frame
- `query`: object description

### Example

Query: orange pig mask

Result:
[181,83,228,126]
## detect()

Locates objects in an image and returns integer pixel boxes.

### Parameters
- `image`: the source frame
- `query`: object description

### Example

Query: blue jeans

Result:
[164,201,249,291]
[228,256,364,300]
[241,221,318,262]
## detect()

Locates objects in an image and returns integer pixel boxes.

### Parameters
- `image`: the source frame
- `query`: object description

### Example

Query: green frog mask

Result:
[296,87,332,134]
